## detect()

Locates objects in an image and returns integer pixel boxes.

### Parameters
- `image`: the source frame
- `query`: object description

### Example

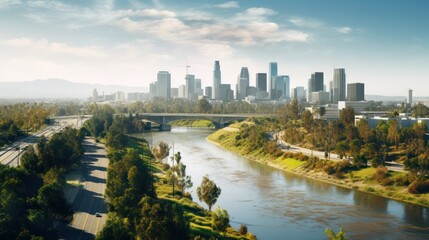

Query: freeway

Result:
[58,138,108,239]
[0,117,85,167]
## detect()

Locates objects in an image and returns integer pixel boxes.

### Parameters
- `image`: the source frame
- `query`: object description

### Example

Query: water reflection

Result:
[138,128,429,239]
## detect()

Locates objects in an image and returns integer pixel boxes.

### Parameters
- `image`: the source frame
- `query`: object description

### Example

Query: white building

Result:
[338,101,369,114]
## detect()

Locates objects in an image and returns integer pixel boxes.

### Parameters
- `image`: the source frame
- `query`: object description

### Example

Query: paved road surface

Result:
[58,138,108,240]
[276,131,406,172]
[0,118,85,167]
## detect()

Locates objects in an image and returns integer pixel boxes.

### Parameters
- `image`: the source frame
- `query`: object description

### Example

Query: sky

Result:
[0,0,428,96]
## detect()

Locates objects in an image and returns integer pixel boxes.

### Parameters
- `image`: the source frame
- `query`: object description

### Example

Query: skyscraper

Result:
[333,68,346,103]
[407,89,413,105]
[156,71,171,99]
[213,61,221,100]
[269,62,278,99]
[236,67,249,100]
[307,72,324,102]
[256,73,267,92]
[273,75,290,100]
[347,83,365,101]
[185,74,195,100]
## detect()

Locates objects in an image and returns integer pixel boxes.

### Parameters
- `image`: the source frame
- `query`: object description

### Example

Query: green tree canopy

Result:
[197,175,221,211]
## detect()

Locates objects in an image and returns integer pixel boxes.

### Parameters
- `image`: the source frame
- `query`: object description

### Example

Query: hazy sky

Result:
[1,0,428,96]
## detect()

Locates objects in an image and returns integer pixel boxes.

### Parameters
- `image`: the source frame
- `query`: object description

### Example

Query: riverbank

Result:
[126,135,256,240]
[170,119,215,128]
[207,127,429,208]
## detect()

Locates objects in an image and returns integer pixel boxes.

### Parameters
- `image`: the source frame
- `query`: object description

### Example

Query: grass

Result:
[207,123,429,208]
[126,134,256,239]
[170,119,215,128]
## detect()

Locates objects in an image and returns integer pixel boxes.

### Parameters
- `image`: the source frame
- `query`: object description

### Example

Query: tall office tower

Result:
[256,73,267,92]
[156,71,171,99]
[195,78,203,96]
[347,83,365,101]
[213,61,221,100]
[269,62,278,99]
[236,67,250,100]
[205,86,212,99]
[219,84,233,102]
[407,89,413,105]
[149,82,157,95]
[185,74,195,100]
[307,72,324,102]
[293,86,306,102]
[329,81,333,103]
[333,68,346,103]
[178,85,186,98]
[273,75,290,100]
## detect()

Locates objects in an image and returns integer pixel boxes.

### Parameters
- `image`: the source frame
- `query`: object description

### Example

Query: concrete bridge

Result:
[138,113,273,130]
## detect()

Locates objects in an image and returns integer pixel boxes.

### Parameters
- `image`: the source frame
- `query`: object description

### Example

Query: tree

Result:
[412,103,429,117]
[404,149,429,181]
[37,182,73,223]
[197,99,212,113]
[356,119,371,142]
[301,109,313,132]
[325,227,347,240]
[196,175,221,211]
[151,141,170,162]
[176,163,193,197]
[387,119,399,148]
[211,207,230,235]
[137,197,189,240]
[96,213,132,240]
[339,107,355,127]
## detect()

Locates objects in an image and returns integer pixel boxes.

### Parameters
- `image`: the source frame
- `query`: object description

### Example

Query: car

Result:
[95,212,102,217]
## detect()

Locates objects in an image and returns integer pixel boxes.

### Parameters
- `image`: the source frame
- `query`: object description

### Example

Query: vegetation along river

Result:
[140,127,429,239]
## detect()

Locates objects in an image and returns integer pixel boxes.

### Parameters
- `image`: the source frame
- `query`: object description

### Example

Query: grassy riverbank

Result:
[170,119,215,128]
[207,124,429,208]
[127,136,256,239]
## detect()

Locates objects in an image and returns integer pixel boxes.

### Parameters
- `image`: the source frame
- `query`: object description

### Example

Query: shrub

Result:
[373,167,389,182]
[408,180,429,194]
[239,224,248,235]
[393,174,410,186]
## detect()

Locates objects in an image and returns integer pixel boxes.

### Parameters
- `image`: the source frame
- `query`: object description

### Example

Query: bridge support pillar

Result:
[159,124,171,131]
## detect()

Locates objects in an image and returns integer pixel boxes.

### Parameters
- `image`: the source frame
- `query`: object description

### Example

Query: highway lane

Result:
[0,117,85,167]
[59,138,108,240]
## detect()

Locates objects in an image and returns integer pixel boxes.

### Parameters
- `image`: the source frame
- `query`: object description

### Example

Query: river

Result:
[140,127,429,239]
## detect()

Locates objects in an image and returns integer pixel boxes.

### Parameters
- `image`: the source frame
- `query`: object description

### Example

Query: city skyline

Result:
[1,0,429,96]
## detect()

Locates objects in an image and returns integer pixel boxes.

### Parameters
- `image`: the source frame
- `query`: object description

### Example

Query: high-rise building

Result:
[178,85,186,98]
[292,87,306,102]
[149,82,157,95]
[205,86,212,99]
[185,74,195,100]
[333,68,346,103]
[116,91,125,102]
[273,75,290,100]
[170,88,178,98]
[307,72,324,102]
[347,83,365,101]
[269,62,278,99]
[213,61,221,100]
[236,67,249,100]
[219,84,233,102]
[156,71,171,99]
[256,73,267,92]
[407,89,413,105]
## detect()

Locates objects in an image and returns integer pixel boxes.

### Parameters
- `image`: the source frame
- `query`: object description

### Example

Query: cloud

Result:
[245,7,275,16]
[216,1,239,9]
[1,37,108,58]
[0,0,21,9]
[289,17,323,28]
[335,26,352,34]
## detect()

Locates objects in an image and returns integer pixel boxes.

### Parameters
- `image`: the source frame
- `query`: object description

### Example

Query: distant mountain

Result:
[366,95,429,102]
[0,79,148,99]
[365,95,406,102]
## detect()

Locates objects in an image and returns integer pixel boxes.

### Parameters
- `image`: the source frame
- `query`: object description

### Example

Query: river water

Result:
[141,128,429,240]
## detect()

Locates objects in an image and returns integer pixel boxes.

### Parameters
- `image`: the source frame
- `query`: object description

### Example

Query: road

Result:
[276,131,406,172]
[0,117,87,167]
[58,138,108,240]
